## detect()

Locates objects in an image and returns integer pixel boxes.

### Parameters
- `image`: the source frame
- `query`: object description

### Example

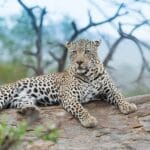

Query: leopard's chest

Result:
[81,80,103,103]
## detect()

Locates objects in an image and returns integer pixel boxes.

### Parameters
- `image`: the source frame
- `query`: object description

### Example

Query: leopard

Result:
[0,39,137,128]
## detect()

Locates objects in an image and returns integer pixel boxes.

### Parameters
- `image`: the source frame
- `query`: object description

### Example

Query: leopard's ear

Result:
[65,42,71,49]
[94,40,101,47]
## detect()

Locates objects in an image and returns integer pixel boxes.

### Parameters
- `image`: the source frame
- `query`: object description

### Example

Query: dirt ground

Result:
[0,94,150,150]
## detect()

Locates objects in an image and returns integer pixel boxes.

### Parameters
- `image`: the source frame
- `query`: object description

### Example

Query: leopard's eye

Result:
[71,50,77,55]
[85,50,90,54]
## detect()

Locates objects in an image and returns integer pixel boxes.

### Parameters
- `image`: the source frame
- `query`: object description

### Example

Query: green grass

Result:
[34,125,59,142]
[0,63,28,84]
[0,115,59,150]
[0,115,27,150]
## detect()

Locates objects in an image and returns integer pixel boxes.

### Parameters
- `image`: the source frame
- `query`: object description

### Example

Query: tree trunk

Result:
[36,32,44,75]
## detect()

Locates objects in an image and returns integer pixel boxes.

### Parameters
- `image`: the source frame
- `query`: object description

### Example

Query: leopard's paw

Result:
[18,105,40,116]
[119,102,137,114]
[80,115,98,128]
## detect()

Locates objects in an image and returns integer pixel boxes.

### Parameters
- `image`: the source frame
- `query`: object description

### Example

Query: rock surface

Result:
[0,94,150,150]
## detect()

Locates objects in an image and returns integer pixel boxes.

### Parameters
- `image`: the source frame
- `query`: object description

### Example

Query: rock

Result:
[0,94,150,150]
[25,140,54,150]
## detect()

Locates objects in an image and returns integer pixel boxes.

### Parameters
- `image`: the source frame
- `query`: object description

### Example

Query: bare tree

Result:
[48,3,127,72]
[89,0,150,82]
[17,0,150,82]
[18,0,46,75]
[103,21,150,82]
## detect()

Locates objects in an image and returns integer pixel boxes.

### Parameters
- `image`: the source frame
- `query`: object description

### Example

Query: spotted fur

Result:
[0,39,137,127]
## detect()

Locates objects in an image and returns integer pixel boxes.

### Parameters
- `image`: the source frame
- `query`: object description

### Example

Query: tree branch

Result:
[49,51,60,62]
[139,41,150,50]
[18,0,46,75]
[71,21,78,33]
[39,8,46,30]
[18,0,38,33]
[89,0,118,30]
[103,37,124,67]
[70,3,127,41]
[118,23,149,81]
[130,20,150,34]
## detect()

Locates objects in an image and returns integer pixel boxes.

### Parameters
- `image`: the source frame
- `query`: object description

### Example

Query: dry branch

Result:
[103,18,150,82]
[70,3,127,41]
[103,37,124,67]
[48,3,127,72]
[18,0,46,75]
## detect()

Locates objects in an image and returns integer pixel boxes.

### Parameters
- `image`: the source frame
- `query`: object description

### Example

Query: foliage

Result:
[0,0,149,89]
[0,63,28,84]
[0,11,75,75]
[0,115,27,150]
[34,125,59,142]
[0,114,59,149]
[11,11,35,40]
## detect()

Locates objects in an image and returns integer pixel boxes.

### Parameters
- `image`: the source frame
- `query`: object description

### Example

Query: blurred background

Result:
[0,0,150,96]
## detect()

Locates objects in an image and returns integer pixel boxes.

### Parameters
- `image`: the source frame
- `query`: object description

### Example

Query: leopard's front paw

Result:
[18,105,40,116]
[80,115,98,128]
[119,102,137,114]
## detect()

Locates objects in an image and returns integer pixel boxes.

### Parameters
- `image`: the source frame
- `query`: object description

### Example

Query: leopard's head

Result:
[66,39,103,76]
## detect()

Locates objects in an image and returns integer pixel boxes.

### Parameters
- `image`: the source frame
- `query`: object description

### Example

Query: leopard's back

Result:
[0,73,63,109]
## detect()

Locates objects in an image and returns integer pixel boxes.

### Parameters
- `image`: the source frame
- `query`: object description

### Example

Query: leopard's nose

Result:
[76,61,83,65]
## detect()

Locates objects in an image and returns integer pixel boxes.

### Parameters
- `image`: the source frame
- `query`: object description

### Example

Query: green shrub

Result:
[34,125,59,142]
[0,115,27,150]
[0,63,28,84]
[0,115,59,149]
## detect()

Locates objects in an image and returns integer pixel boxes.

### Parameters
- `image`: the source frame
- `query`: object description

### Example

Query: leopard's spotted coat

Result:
[0,39,137,127]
